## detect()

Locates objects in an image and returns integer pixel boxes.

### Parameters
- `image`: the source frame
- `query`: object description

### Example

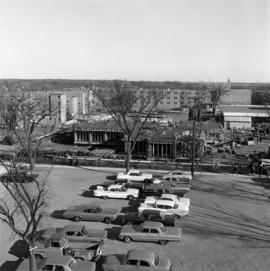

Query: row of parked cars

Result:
[17,169,192,271]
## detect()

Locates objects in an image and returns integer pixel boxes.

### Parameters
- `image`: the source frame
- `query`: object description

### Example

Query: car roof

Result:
[63,224,84,231]
[127,249,156,263]
[141,209,161,215]
[128,169,141,173]
[161,194,177,199]
[141,221,163,228]
[67,204,100,210]
[108,184,123,189]
[156,199,174,206]
[45,255,74,265]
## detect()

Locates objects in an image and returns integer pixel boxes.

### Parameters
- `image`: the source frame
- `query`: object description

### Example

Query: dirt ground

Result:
[1,165,270,271]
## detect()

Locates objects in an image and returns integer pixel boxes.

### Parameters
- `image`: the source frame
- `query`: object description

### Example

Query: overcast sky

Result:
[0,0,269,82]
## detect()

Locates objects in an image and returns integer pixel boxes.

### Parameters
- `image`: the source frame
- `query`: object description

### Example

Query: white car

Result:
[138,199,189,218]
[166,170,192,180]
[117,169,152,182]
[144,194,190,210]
[93,184,139,200]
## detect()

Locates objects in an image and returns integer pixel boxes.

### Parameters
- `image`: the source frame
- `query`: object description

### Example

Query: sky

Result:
[0,0,269,82]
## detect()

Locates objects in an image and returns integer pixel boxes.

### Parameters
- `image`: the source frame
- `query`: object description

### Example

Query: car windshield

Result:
[173,204,178,209]
[135,224,143,232]
[160,226,165,232]
[60,238,67,247]
[96,207,102,212]
[81,226,88,235]
[68,258,77,267]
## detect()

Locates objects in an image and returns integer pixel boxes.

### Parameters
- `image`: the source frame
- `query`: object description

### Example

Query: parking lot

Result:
[1,165,270,271]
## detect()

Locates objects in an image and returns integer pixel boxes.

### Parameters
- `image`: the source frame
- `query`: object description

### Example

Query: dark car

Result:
[120,209,178,227]
[142,183,188,198]
[0,170,38,183]
[62,204,120,224]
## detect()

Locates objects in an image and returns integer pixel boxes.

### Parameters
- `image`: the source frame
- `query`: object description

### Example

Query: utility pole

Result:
[191,96,198,177]
[191,120,195,177]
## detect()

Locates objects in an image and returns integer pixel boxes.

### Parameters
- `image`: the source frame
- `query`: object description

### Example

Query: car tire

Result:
[159,239,169,245]
[64,247,74,256]
[124,236,132,243]
[104,217,112,224]
[127,195,134,201]
[73,216,81,222]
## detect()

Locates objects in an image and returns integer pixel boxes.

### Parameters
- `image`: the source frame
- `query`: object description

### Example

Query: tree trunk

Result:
[29,245,36,271]
[212,104,216,116]
[125,141,131,173]
[27,141,35,170]
[28,152,35,170]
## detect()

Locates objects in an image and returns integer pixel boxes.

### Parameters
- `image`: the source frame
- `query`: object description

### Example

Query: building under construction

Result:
[53,120,223,161]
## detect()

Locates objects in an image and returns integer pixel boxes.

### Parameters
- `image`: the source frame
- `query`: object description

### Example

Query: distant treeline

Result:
[1,78,270,92]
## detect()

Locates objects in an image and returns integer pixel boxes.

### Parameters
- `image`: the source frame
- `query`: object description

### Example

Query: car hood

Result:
[71,260,96,271]
[86,229,107,240]
[157,256,172,270]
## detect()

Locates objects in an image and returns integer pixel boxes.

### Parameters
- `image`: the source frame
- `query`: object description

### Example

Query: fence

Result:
[34,155,251,175]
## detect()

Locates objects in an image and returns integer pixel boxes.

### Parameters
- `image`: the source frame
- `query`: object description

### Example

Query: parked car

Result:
[159,181,190,194]
[119,221,182,245]
[93,184,139,200]
[0,170,38,183]
[102,249,172,271]
[139,199,189,218]
[34,232,102,261]
[144,193,190,210]
[117,169,152,182]
[166,170,192,180]
[16,255,95,271]
[42,224,107,244]
[142,183,189,198]
[162,175,191,184]
[62,204,120,224]
[119,209,178,227]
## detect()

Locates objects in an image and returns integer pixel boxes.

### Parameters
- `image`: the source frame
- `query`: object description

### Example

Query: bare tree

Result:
[0,89,53,169]
[0,155,49,271]
[93,81,164,172]
[209,83,229,115]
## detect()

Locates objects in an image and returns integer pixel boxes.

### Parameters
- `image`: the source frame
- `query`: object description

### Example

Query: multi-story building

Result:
[49,94,67,123]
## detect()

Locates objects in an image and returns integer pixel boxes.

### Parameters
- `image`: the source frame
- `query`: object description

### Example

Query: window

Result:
[127,259,138,265]
[66,231,75,236]
[167,102,170,104]
[55,266,65,271]
[174,102,177,104]
[174,91,177,94]
[174,96,177,99]
[150,229,159,234]
[163,205,172,210]
[141,228,149,233]
[42,265,54,271]
[51,241,60,247]
[140,261,150,267]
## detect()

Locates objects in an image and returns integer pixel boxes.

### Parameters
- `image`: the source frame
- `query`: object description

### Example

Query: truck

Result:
[34,232,102,262]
